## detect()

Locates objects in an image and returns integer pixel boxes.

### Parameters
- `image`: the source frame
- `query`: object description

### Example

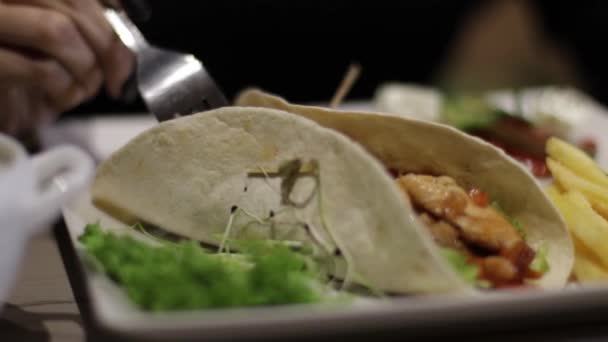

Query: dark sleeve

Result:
[66,0,478,116]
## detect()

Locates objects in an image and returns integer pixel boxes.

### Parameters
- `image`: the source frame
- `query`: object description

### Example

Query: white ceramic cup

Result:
[0,133,94,306]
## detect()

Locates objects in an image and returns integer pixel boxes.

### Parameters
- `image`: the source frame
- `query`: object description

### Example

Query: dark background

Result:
[67,0,608,116]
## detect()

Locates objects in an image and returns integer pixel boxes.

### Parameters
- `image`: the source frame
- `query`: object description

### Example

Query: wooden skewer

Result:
[329,63,361,108]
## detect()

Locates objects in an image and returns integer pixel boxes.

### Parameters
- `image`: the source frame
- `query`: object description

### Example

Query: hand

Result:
[0,0,134,135]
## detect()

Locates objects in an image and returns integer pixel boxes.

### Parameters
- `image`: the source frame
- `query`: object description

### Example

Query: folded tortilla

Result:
[92,106,472,295]
[234,88,574,290]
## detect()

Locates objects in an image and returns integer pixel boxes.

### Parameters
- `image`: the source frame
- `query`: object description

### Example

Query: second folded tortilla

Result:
[235,88,574,290]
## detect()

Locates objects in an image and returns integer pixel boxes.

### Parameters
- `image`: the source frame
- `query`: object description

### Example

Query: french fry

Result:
[573,236,599,265]
[593,201,608,221]
[547,137,608,189]
[547,158,608,209]
[571,236,608,281]
[553,190,608,269]
[547,187,608,281]
[545,138,608,282]
[573,253,608,281]
[545,184,563,202]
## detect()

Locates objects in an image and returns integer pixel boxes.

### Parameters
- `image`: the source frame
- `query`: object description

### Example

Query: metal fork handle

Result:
[104,8,149,55]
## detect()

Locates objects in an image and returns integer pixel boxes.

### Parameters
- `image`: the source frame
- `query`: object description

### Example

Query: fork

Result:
[104,8,229,122]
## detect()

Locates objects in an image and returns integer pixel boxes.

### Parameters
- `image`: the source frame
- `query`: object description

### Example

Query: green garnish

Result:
[530,243,550,274]
[491,201,527,239]
[510,218,527,240]
[78,223,328,312]
[440,248,496,289]
[440,248,479,286]
[441,94,507,131]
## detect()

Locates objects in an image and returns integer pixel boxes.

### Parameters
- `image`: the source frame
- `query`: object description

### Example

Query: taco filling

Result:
[394,173,543,288]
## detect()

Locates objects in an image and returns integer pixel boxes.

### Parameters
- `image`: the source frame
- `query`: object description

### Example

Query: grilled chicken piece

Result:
[418,213,465,251]
[399,175,468,220]
[481,256,518,283]
[454,205,523,252]
[396,174,523,253]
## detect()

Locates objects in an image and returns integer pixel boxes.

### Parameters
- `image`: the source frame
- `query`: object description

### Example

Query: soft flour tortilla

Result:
[235,88,574,289]
[92,106,471,294]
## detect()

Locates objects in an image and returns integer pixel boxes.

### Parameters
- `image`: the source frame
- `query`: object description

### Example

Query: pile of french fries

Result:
[545,137,608,281]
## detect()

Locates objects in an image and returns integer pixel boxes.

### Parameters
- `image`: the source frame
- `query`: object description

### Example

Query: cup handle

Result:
[28,145,95,230]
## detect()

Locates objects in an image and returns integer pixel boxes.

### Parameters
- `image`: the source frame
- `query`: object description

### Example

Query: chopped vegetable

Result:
[440,248,479,286]
[78,223,330,312]
[491,201,527,239]
[510,218,527,241]
[530,243,550,274]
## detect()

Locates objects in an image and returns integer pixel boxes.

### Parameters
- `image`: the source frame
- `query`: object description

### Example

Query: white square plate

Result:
[53,89,608,340]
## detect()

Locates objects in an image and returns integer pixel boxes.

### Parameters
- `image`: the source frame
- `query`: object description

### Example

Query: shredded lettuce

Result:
[510,218,527,240]
[78,223,330,311]
[440,248,480,286]
[530,243,550,274]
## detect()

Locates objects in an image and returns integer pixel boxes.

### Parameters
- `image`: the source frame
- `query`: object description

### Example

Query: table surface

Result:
[1,230,84,341]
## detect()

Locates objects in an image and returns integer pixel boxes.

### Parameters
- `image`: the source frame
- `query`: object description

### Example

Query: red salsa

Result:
[468,188,489,207]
